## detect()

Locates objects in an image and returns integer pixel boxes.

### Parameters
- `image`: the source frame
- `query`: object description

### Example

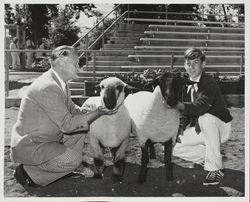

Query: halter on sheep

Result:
[83,77,134,181]
[124,70,190,183]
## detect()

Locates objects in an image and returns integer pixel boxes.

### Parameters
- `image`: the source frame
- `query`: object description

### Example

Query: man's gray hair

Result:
[50,45,77,61]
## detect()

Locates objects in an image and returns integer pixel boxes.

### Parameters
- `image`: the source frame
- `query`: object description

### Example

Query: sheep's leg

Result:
[111,137,129,182]
[89,136,104,179]
[164,139,174,181]
[93,158,105,179]
[137,140,150,183]
[148,140,156,159]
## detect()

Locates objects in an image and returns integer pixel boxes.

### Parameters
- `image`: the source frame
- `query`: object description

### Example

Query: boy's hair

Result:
[184,47,206,62]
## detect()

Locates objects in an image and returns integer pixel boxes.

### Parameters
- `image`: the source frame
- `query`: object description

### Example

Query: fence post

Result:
[115,8,118,37]
[93,51,96,81]
[127,4,130,17]
[165,4,168,25]
[86,34,89,71]
[5,52,9,97]
[102,19,105,47]
[170,53,174,69]
[240,54,244,74]
[201,4,204,26]
[127,4,130,24]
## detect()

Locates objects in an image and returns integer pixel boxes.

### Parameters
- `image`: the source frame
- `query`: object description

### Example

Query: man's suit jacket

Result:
[11,69,89,165]
[183,71,233,123]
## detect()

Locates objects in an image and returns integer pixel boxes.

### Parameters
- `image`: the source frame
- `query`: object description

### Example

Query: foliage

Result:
[4,4,96,47]
[4,4,15,24]
[97,69,165,84]
[66,4,96,19]
[47,7,81,48]
[85,17,114,50]
[117,4,244,25]
[31,58,51,70]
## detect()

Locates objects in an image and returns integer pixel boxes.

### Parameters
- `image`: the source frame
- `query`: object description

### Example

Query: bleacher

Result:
[68,12,245,105]
[122,19,244,75]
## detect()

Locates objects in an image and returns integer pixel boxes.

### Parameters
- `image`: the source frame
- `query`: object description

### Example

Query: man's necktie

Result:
[64,83,70,109]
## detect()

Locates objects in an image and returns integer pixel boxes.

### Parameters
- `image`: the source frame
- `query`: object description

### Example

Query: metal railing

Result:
[5,5,245,97]
[71,4,132,70]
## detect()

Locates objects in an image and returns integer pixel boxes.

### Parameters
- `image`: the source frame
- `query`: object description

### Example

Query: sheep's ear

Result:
[143,77,160,91]
[94,84,101,96]
[124,85,140,97]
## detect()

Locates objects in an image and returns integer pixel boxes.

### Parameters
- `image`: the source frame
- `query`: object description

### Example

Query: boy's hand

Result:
[174,102,184,111]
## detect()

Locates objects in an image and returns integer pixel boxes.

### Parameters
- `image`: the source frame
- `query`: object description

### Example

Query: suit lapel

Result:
[49,69,69,106]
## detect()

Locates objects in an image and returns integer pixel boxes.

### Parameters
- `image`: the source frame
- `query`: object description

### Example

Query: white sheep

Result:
[124,71,183,183]
[82,77,132,181]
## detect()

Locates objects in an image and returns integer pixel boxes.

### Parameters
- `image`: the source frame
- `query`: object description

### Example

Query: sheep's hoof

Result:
[93,172,103,179]
[112,174,123,182]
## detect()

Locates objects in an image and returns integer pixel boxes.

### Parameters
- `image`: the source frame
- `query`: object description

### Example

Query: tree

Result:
[47,7,81,47]
[4,4,15,24]
[4,4,96,47]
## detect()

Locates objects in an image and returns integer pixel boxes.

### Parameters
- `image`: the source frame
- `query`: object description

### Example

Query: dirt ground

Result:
[4,106,245,198]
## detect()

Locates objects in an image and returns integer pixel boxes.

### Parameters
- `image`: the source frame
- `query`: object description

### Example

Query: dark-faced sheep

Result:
[124,71,189,183]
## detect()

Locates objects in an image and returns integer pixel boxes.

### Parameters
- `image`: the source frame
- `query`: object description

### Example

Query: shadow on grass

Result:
[23,163,244,197]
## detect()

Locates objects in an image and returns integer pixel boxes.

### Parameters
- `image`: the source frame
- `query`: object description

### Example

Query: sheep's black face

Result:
[103,86,118,110]
[159,72,184,107]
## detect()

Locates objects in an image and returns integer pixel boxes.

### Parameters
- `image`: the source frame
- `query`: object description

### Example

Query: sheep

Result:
[124,71,188,183]
[82,77,133,181]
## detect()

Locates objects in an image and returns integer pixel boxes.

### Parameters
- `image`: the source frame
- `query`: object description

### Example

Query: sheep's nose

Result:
[166,96,177,107]
[103,97,117,110]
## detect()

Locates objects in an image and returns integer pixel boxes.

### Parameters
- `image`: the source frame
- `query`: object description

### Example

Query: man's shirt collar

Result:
[190,74,201,83]
[187,74,201,93]
[51,69,66,90]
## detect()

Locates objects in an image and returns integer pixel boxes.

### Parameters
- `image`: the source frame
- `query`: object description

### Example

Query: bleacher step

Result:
[148,24,245,33]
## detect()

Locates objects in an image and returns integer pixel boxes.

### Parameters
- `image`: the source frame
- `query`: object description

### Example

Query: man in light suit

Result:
[173,47,233,186]
[11,45,117,187]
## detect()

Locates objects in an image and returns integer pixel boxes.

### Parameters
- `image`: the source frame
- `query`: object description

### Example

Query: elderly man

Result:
[11,45,116,187]
[173,47,233,186]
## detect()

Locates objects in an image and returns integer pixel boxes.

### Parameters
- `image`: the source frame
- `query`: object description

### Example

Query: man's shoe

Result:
[203,170,224,186]
[13,164,39,187]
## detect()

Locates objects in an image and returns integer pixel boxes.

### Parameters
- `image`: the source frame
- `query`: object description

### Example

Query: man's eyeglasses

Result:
[184,59,201,67]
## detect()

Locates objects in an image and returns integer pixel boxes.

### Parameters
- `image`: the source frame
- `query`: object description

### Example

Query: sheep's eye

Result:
[100,85,104,89]
[116,85,123,92]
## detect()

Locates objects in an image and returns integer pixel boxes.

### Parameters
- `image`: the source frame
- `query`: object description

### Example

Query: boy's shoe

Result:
[13,164,39,187]
[203,169,224,186]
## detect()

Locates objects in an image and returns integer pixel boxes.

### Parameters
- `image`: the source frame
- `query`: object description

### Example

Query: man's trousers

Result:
[23,133,87,186]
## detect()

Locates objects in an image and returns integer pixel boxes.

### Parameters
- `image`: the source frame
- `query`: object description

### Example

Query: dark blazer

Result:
[184,71,233,123]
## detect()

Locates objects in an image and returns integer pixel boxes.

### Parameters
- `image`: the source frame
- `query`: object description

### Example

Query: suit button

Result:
[81,126,84,128]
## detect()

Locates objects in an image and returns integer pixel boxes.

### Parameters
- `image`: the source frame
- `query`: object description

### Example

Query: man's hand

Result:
[86,105,118,125]
[97,106,118,115]
[81,104,98,113]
